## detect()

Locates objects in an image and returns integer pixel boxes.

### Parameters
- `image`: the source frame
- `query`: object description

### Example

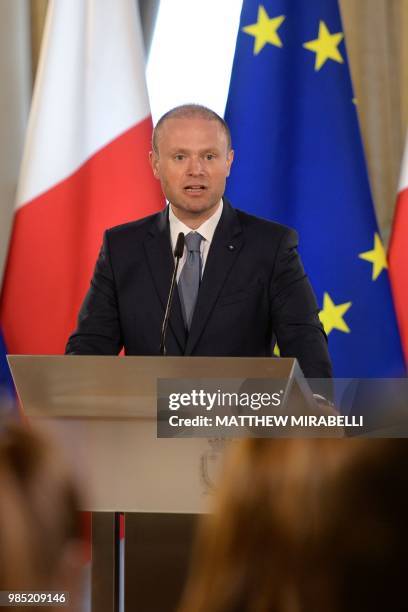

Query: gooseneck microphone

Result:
[159,232,185,355]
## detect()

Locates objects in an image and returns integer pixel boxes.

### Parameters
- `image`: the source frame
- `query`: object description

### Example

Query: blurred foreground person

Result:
[0,422,84,611]
[179,438,408,612]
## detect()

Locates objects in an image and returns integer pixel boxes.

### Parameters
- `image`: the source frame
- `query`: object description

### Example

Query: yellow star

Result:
[242,6,285,55]
[358,233,388,280]
[303,21,344,71]
[319,292,352,335]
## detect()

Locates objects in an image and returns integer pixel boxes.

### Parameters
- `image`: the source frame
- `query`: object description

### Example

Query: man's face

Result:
[150,117,234,224]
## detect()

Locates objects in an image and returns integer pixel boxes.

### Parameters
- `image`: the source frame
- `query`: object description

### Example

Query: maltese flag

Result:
[0,0,163,354]
[389,133,408,363]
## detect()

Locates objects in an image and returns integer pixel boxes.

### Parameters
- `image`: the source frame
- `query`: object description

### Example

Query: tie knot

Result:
[185,232,203,253]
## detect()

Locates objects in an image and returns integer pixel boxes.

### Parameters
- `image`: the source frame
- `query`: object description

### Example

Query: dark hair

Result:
[179,438,408,612]
[152,104,232,153]
[0,423,83,593]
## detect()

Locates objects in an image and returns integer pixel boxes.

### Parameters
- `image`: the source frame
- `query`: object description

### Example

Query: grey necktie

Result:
[178,232,203,330]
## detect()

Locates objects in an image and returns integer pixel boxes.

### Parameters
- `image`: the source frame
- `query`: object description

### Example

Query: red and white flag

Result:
[0,0,163,355]
[389,133,408,363]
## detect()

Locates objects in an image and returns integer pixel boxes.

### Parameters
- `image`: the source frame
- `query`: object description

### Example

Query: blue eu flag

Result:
[0,330,14,406]
[225,0,405,376]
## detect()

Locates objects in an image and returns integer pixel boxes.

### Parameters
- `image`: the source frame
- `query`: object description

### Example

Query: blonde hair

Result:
[180,438,408,612]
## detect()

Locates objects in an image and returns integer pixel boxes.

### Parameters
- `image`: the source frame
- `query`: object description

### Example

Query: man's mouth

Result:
[184,185,207,193]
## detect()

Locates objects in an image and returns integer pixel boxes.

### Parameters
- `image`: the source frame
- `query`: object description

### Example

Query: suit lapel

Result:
[185,200,244,355]
[144,208,187,352]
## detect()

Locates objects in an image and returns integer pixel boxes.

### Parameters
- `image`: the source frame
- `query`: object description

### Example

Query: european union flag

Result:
[0,329,14,408]
[225,0,405,376]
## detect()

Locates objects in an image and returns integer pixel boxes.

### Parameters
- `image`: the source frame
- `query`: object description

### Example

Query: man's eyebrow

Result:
[169,147,190,154]
[168,147,221,154]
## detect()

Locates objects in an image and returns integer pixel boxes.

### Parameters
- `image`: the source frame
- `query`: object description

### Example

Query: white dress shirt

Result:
[169,200,223,280]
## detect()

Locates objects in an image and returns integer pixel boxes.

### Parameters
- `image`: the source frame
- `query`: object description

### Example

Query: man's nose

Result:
[187,157,204,175]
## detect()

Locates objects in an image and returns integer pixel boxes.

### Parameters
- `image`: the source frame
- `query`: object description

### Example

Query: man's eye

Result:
[174,154,185,161]
[205,154,215,160]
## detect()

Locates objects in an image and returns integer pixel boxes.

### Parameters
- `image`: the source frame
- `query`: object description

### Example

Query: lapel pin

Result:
[227,244,235,251]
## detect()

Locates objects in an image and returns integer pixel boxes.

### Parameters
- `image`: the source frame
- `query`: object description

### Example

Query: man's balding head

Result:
[152,104,232,155]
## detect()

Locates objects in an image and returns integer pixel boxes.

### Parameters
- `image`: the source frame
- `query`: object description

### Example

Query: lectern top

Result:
[8,355,300,418]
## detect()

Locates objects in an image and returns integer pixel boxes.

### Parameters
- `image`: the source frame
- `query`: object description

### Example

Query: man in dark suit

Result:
[66,104,332,379]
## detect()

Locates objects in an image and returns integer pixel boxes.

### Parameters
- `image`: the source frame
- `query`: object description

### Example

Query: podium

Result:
[8,355,313,612]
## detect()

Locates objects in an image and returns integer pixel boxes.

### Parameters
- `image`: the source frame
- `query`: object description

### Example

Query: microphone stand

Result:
[159,232,185,355]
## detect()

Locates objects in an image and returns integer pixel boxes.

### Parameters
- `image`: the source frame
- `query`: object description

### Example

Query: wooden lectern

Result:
[8,355,312,612]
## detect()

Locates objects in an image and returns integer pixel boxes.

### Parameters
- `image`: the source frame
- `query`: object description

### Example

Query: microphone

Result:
[159,232,185,355]
[173,231,185,259]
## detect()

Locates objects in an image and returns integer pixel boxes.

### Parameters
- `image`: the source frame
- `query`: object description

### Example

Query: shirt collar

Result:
[168,200,223,248]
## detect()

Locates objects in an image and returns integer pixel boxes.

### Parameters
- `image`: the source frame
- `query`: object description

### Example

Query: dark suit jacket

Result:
[66,199,332,378]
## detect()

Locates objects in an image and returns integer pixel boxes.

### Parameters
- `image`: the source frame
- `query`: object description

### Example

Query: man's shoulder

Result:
[231,205,297,241]
[105,209,164,242]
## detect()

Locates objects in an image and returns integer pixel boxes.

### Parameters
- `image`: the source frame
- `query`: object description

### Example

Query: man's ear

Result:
[149,151,160,179]
[226,149,234,177]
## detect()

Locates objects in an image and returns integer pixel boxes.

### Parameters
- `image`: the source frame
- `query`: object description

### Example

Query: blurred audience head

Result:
[0,421,84,607]
[180,438,408,612]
